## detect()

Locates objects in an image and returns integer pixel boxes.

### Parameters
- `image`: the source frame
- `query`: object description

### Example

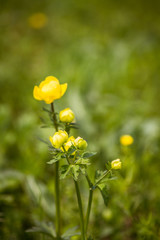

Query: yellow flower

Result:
[75,137,88,150]
[120,135,134,146]
[28,13,48,29]
[111,159,121,169]
[49,130,68,149]
[63,136,76,152]
[33,76,67,104]
[59,108,75,123]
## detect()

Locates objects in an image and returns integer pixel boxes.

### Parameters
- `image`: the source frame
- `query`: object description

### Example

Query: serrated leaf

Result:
[100,176,117,184]
[47,158,59,164]
[82,152,97,158]
[47,152,64,164]
[71,165,80,181]
[59,165,71,179]
[76,158,90,165]
[25,176,55,218]
[67,146,76,155]
[48,145,61,153]
[62,226,80,239]
[95,170,107,183]
[98,184,109,206]
[80,166,86,174]
[26,221,56,239]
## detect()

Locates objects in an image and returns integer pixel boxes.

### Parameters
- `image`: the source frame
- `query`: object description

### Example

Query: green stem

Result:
[62,147,86,240]
[74,180,86,240]
[51,103,61,238]
[94,169,111,187]
[85,189,93,234]
[55,161,60,238]
[84,172,94,236]
[51,102,58,131]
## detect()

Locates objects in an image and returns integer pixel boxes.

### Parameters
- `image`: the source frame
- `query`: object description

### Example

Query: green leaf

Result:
[82,152,97,158]
[98,184,109,206]
[75,158,90,165]
[80,166,86,175]
[47,152,64,164]
[26,221,56,239]
[25,176,55,218]
[71,165,80,181]
[59,165,71,179]
[47,158,59,164]
[62,226,80,239]
[95,170,107,183]
[67,146,76,155]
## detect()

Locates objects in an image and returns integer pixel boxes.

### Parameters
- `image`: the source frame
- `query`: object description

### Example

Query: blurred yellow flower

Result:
[49,130,68,149]
[75,137,88,150]
[111,159,121,169]
[59,108,75,123]
[120,135,134,146]
[63,136,76,152]
[33,76,67,104]
[28,13,48,29]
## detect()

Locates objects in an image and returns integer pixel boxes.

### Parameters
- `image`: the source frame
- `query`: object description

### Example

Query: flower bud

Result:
[75,137,88,150]
[120,135,134,146]
[49,130,68,149]
[59,108,75,123]
[63,136,75,152]
[111,159,121,169]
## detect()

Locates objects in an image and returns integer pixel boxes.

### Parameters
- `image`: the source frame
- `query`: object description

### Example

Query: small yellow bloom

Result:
[59,108,75,123]
[63,136,76,152]
[28,13,48,29]
[75,137,88,150]
[33,76,67,104]
[120,135,134,146]
[49,130,68,149]
[111,159,121,169]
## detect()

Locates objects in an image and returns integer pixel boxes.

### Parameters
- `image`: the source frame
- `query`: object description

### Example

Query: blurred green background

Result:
[0,0,160,239]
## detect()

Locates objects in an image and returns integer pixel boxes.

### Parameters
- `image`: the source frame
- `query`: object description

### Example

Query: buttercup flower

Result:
[59,108,75,123]
[63,136,76,152]
[50,130,68,149]
[33,76,67,104]
[75,137,88,150]
[120,135,134,146]
[28,13,48,29]
[111,159,121,169]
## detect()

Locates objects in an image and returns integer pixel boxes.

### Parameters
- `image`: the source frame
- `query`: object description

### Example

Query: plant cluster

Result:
[30,76,121,240]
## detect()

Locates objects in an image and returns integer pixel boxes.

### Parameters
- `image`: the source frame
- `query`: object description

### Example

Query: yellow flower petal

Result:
[44,96,55,104]
[60,83,68,97]
[49,136,53,145]
[40,80,60,98]
[120,135,134,146]
[33,86,42,100]
[33,76,67,104]
[44,76,59,84]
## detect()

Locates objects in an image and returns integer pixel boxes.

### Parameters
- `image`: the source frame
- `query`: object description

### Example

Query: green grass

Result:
[0,0,160,239]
